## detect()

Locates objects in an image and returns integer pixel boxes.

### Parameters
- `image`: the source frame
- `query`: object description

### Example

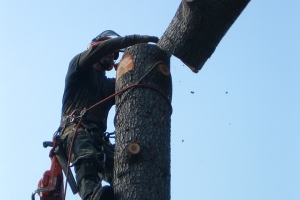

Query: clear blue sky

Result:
[1,0,299,199]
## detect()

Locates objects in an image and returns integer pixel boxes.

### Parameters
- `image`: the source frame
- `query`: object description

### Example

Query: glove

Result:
[139,35,159,43]
[128,35,159,44]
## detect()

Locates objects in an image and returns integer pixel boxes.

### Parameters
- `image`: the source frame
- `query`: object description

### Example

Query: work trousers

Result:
[60,123,114,200]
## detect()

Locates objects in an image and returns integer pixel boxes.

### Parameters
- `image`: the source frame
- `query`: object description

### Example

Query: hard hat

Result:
[88,30,122,60]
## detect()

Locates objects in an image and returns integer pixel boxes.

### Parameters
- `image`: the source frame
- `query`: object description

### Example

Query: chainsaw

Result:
[31,135,79,200]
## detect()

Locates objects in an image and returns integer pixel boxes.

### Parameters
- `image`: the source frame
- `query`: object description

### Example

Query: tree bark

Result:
[157,0,251,73]
[114,44,172,200]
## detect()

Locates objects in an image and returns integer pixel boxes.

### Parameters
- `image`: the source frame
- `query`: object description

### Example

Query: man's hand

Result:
[138,35,159,43]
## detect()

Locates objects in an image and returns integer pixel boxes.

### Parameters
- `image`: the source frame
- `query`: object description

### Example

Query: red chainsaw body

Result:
[37,155,64,200]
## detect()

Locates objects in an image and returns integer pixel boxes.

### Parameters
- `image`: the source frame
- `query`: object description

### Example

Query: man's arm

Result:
[78,35,159,71]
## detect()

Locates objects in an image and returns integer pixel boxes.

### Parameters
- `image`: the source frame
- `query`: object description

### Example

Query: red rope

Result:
[63,118,82,200]
[89,83,172,111]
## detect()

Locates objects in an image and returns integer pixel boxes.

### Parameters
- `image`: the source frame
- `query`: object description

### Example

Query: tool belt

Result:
[61,115,110,145]
[60,113,115,173]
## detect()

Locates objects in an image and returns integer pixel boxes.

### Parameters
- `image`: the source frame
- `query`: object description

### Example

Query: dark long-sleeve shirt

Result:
[61,36,147,131]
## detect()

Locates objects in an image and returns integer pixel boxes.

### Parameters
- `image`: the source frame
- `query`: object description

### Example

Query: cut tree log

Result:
[157,0,251,73]
[114,44,172,200]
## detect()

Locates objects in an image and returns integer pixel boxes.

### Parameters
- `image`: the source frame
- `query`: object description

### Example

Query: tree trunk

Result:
[114,44,172,200]
[112,1,251,198]
[157,0,251,73]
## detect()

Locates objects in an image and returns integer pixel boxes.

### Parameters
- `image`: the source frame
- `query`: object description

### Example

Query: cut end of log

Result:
[127,143,141,155]
[158,63,170,76]
[181,59,199,73]
[116,54,134,81]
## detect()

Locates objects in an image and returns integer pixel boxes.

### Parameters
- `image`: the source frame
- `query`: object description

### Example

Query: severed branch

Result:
[158,0,251,73]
